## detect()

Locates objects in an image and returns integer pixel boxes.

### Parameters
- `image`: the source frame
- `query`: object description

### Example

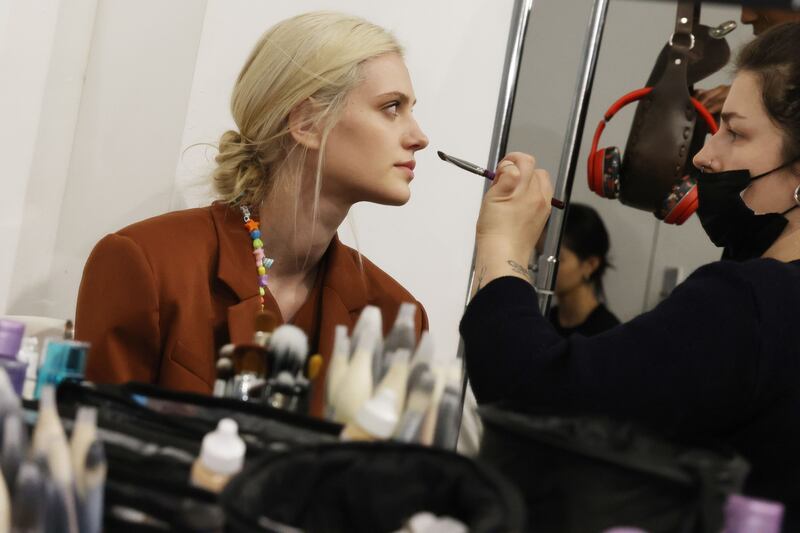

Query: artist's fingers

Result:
[496,152,536,194]
[490,160,522,197]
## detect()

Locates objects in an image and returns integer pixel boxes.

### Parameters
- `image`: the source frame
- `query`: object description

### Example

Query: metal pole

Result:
[451,0,534,451]
[536,0,610,315]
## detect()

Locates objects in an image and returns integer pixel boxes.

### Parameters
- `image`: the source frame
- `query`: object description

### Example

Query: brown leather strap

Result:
[672,0,698,51]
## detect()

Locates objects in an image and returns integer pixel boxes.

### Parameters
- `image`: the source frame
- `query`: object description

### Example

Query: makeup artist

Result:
[461,23,800,524]
[75,11,429,416]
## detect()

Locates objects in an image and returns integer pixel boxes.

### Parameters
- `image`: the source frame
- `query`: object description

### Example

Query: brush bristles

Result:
[436,150,447,161]
[269,325,308,356]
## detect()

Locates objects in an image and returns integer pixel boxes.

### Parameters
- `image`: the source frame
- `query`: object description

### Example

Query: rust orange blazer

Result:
[75,203,428,415]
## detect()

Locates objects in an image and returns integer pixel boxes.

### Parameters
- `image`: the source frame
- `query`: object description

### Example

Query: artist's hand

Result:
[473,152,553,292]
[694,84,729,115]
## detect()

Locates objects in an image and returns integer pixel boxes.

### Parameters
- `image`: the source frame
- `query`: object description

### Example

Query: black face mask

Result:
[695,161,800,261]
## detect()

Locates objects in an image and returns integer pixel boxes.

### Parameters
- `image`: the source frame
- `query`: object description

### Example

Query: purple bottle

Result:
[0,319,25,359]
[0,320,27,395]
[724,494,784,533]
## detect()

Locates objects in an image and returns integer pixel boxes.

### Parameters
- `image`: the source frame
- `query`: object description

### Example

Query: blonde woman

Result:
[75,12,429,416]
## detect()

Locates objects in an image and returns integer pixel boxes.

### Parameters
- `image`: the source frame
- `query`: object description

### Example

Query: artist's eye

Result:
[725,125,739,141]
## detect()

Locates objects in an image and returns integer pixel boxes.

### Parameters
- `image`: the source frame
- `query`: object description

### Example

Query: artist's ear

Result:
[288,98,322,150]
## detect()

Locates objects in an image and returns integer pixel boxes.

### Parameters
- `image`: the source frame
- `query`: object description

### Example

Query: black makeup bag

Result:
[477,405,749,533]
[219,441,526,533]
[52,381,342,532]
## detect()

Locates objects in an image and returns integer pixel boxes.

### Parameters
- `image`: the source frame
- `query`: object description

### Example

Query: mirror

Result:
[507,0,753,324]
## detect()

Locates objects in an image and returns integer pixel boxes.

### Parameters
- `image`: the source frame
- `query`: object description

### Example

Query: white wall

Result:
[3,0,515,363]
[173,0,515,358]
[508,0,751,321]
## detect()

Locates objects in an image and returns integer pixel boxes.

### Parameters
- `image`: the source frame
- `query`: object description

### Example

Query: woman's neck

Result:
[763,209,800,262]
[556,283,600,328]
[257,177,350,282]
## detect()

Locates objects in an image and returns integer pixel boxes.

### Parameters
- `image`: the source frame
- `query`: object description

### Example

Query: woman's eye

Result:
[383,101,400,117]
[726,125,739,141]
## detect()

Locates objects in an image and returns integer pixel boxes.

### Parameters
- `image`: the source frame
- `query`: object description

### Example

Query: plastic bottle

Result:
[723,494,783,533]
[190,418,246,493]
[340,389,399,441]
[17,337,40,400]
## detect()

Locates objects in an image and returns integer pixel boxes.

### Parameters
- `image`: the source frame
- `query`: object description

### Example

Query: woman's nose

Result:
[405,119,429,152]
[692,137,719,172]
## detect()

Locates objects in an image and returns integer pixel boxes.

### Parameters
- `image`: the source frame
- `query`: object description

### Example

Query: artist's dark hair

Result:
[736,22,800,162]
[562,203,612,299]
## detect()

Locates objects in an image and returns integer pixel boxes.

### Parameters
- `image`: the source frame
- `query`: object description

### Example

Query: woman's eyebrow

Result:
[720,111,747,124]
[375,91,416,106]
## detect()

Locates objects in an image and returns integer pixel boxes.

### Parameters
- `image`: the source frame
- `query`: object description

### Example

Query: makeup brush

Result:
[324,326,351,420]
[267,325,308,378]
[333,317,381,424]
[377,303,417,383]
[11,460,47,532]
[393,369,436,443]
[437,150,565,209]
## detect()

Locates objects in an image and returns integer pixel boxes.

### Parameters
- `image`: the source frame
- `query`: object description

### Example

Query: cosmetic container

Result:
[333,328,378,424]
[70,407,98,498]
[324,325,350,420]
[190,418,246,493]
[340,389,399,441]
[2,410,27,491]
[17,337,40,400]
[375,348,410,418]
[723,494,783,533]
[34,340,89,399]
[0,319,25,360]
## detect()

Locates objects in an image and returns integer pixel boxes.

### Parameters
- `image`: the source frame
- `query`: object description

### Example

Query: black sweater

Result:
[461,259,800,523]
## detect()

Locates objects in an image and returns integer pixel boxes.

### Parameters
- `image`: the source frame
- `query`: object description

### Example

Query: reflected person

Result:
[547,203,619,337]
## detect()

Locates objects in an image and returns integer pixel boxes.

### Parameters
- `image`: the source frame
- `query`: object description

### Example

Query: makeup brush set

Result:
[325,303,463,448]
[213,311,321,413]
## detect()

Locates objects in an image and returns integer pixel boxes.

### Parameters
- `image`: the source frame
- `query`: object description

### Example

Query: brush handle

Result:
[482,170,564,209]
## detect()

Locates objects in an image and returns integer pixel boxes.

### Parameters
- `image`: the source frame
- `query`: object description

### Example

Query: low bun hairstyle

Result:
[212,11,403,207]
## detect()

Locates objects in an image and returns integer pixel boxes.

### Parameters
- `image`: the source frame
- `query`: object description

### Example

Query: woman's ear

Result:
[288,99,322,150]
[582,256,601,280]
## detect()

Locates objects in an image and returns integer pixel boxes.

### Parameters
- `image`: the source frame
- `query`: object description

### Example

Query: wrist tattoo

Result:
[476,265,487,291]
[508,260,533,283]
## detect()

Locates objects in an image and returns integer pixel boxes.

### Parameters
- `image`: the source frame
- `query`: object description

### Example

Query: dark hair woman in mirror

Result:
[547,203,619,337]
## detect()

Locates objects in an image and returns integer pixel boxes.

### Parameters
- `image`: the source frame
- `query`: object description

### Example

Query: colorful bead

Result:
[264,258,274,269]
[240,205,271,311]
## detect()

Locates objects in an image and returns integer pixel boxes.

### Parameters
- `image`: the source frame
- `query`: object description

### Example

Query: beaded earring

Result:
[240,205,274,310]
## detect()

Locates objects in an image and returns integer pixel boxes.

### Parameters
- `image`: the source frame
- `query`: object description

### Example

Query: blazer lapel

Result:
[210,203,262,344]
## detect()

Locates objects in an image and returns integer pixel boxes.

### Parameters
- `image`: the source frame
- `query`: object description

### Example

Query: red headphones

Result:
[587,87,718,224]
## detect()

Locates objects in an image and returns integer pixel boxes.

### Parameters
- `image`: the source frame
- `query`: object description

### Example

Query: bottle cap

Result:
[0,320,25,360]
[355,389,399,439]
[199,418,246,475]
[725,494,784,533]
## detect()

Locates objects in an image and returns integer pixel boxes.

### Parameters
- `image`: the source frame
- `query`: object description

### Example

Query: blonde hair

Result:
[212,11,403,208]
